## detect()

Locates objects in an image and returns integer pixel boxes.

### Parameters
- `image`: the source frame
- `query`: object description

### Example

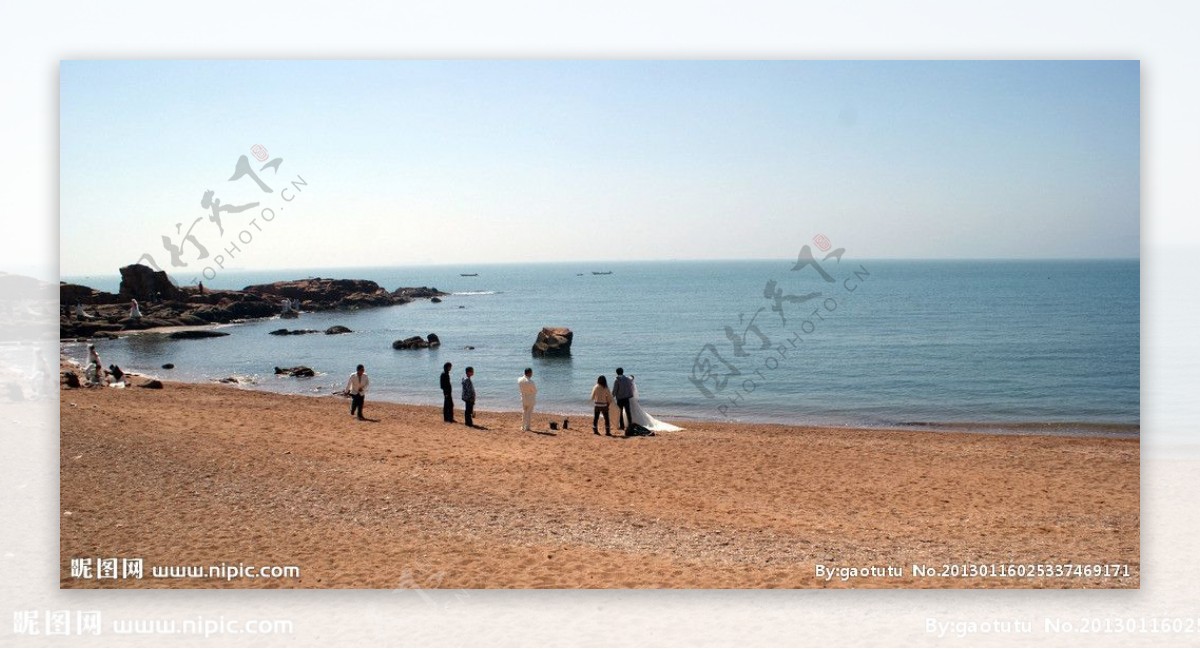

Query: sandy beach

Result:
[59,381,1139,589]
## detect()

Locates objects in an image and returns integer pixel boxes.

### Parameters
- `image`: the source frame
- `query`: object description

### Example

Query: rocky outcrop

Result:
[392,334,441,350]
[139,379,164,389]
[532,327,573,357]
[269,328,319,336]
[243,278,442,311]
[168,330,230,340]
[60,283,122,307]
[119,264,188,302]
[391,286,445,301]
[60,288,273,339]
[61,321,124,338]
[324,325,353,335]
[274,366,315,377]
[61,268,446,339]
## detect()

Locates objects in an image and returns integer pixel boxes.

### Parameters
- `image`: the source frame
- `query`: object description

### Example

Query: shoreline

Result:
[58,340,1142,436]
[60,379,1140,588]
[63,348,1140,439]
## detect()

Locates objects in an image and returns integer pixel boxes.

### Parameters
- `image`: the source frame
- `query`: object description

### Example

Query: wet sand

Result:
[60,381,1139,588]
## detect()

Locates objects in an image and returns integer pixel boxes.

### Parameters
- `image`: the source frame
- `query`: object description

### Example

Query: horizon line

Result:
[57,256,1141,281]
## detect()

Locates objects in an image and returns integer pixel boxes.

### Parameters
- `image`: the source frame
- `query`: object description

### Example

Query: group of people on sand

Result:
[77,343,129,387]
[344,363,681,435]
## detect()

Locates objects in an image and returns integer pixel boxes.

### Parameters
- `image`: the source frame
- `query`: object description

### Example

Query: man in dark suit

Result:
[462,366,476,427]
[440,362,454,422]
[612,367,634,431]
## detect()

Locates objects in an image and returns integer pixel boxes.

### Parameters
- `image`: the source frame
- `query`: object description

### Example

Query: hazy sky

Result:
[60,60,1139,277]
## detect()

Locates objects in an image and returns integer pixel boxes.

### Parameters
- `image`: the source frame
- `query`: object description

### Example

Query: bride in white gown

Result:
[626,379,683,432]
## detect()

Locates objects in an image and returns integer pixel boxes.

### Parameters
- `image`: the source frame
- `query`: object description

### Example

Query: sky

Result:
[59,60,1140,277]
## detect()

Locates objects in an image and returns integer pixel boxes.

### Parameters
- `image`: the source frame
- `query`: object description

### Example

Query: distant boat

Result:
[460,273,479,277]
[591,271,613,275]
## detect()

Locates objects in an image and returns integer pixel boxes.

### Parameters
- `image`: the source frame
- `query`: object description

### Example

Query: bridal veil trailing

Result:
[628,382,683,432]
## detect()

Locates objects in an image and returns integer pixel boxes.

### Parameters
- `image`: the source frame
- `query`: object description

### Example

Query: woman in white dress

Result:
[626,376,683,432]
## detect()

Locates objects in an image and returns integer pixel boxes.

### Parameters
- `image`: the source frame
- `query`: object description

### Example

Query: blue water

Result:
[62,259,1139,435]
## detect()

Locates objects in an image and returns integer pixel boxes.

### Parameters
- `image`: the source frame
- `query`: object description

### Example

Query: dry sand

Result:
[60,381,1139,588]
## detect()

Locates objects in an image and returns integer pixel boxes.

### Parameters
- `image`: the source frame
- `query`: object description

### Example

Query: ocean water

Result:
[62,259,1139,435]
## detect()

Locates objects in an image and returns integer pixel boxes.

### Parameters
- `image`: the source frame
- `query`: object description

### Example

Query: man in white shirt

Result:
[346,364,369,420]
[517,367,537,431]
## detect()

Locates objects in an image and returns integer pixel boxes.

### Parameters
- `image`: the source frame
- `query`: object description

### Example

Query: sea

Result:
[61,259,1140,437]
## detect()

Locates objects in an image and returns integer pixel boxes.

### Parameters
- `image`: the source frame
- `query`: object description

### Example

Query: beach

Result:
[59,381,1139,589]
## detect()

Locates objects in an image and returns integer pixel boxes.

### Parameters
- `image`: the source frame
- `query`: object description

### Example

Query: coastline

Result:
[60,379,1139,589]
[60,262,1139,439]
[60,345,1140,439]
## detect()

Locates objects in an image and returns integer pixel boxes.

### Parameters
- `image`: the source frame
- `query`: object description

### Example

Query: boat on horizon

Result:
[591,271,613,275]
[460,273,479,277]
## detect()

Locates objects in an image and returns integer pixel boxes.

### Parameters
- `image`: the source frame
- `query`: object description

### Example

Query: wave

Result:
[451,291,498,296]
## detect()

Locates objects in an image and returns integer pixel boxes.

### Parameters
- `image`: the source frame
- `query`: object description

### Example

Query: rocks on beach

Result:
[532,327,573,357]
[60,264,448,339]
[392,334,441,350]
[269,328,320,336]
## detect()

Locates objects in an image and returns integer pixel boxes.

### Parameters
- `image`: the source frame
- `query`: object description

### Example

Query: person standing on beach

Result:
[591,375,614,436]
[612,368,634,431]
[440,362,455,422]
[518,368,537,431]
[346,364,369,421]
[85,344,103,385]
[462,366,476,428]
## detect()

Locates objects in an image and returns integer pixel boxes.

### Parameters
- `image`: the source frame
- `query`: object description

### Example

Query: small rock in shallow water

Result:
[169,329,229,340]
[274,366,315,378]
